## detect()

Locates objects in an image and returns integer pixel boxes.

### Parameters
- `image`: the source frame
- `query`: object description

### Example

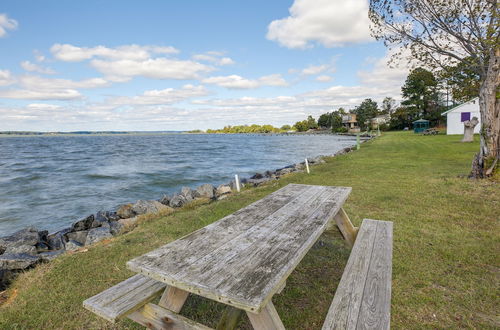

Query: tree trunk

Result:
[462,117,479,142]
[470,48,500,178]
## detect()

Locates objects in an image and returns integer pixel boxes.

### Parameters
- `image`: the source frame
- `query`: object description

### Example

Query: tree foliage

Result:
[381,97,396,115]
[438,57,481,103]
[353,98,380,130]
[369,0,499,177]
[205,124,283,134]
[401,67,442,125]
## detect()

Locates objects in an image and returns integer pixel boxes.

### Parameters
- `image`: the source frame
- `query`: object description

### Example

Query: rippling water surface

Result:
[0,133,356,235]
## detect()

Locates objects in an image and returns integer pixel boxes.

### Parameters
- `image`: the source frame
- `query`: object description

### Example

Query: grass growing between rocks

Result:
[0,131,498,329]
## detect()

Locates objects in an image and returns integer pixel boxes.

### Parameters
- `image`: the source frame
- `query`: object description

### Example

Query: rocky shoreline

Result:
[0,143,365,290]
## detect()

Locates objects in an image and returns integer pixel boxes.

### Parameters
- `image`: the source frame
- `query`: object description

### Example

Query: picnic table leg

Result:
[216,306,243,330]
[158,286,190,313]
[331,207,358,247]
[246,301,285,330]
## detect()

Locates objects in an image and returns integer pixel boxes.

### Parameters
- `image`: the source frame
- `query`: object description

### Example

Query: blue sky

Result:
[0,0,408,131]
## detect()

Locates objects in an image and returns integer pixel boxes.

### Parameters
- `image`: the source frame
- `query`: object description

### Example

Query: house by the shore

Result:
[342,114,360,133]
[441,97,481,135]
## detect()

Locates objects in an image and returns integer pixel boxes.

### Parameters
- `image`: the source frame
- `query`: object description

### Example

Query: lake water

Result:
[0,133,356,236]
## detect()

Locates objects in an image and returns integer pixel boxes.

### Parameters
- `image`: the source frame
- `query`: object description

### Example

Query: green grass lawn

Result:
[0,131,498,329]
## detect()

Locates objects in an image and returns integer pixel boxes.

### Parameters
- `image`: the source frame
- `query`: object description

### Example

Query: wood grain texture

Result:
[83,274,166,323]
[158,286,189,313]
[127,184,351,313]
[333,208,358,247]
[246,301,285,330]
[128,303,212,329]
[322,219,393,330]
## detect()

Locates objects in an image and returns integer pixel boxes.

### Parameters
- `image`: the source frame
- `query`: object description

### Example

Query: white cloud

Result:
[0,89,81,100]
[316,75,332,82]
[219,57,235,65]
[90,58,214,81]
[357,47,410,89]
[202,75,259,89]
[0,75,108,100]
[50,44,179,62]
[258,74,288,87]
[302,64,329,75]
[0,13,17,37]
[0,70,15,86]
[267,0,372,49]
[107,85,209,106]
[27,103,61,110]
[18,75,109,90]
[21,61,56,74]
[192,53,235,66]
[202,74,288,89]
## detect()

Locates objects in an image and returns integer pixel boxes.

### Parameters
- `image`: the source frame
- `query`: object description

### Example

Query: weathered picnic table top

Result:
[127,184,351,313]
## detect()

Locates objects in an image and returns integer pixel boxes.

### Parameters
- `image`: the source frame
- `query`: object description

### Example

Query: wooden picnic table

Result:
[126,183,352,329]
[84,183,393,329]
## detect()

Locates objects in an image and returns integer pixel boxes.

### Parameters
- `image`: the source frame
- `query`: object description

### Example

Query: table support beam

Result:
[332,208,358,247]
[216,306,243,330]
[158,286,189,313]
[246,301,285,330]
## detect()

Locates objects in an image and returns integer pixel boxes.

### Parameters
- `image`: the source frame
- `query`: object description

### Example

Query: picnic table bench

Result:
[84,184,392,329]
[422,128,439,135]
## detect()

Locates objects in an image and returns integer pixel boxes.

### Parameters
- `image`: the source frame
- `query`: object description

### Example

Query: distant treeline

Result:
[203,124,288,134]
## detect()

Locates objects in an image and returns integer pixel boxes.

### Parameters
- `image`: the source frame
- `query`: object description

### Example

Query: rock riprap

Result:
[0,141,367,291]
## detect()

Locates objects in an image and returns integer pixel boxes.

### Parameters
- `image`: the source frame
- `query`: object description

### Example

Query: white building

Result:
[441,97,481,135]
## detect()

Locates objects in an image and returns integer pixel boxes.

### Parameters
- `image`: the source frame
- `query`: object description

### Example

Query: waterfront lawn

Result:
[0,131,498,329]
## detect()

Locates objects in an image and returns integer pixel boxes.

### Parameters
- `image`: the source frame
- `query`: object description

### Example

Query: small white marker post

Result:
[234,174,241,192]
[305,158,310,174]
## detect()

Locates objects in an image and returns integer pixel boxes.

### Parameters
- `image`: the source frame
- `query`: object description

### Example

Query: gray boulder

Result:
[247,177,273,186]
[109,221,125,236]
[277,168,294,176]
[229,180,245,191]
[0,227,40,251]
[181,187,196,201]
[91,211,110,228]
[132,200,170,215]
[4,244,37,255]
[38,230,48,243]
[159,194,171,206]
[65,230,88,245]
[216,184,232,196]
[117,204,136,219]
[85,227,112,246]
[35,242,50,253]
[196,184,215,199]
[39,250,65,262]
[169,194,187,208]
[0,253,40,270]
[64,240,83,251]
[71,215,94,232]
[47,229,70,251]
[117,217,138,230]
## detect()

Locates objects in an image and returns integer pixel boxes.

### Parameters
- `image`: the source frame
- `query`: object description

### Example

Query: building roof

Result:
[441,97,479,116]
[413,119,429,123]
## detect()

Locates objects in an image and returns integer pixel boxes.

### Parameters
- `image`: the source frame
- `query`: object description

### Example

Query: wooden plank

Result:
[83,274,166,323]
[246,301,285,330]
[127,184,351,313]
[356,220,393,330]
[158,286,189,313]
[216,307,243,330]
[321,219,393,330]
[334,208,358,247]
[321,220,378,329]
[128,303,212,330]
[276,281,286,294]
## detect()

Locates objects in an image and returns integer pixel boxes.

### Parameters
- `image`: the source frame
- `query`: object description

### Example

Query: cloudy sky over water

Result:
[0,0,408,131]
